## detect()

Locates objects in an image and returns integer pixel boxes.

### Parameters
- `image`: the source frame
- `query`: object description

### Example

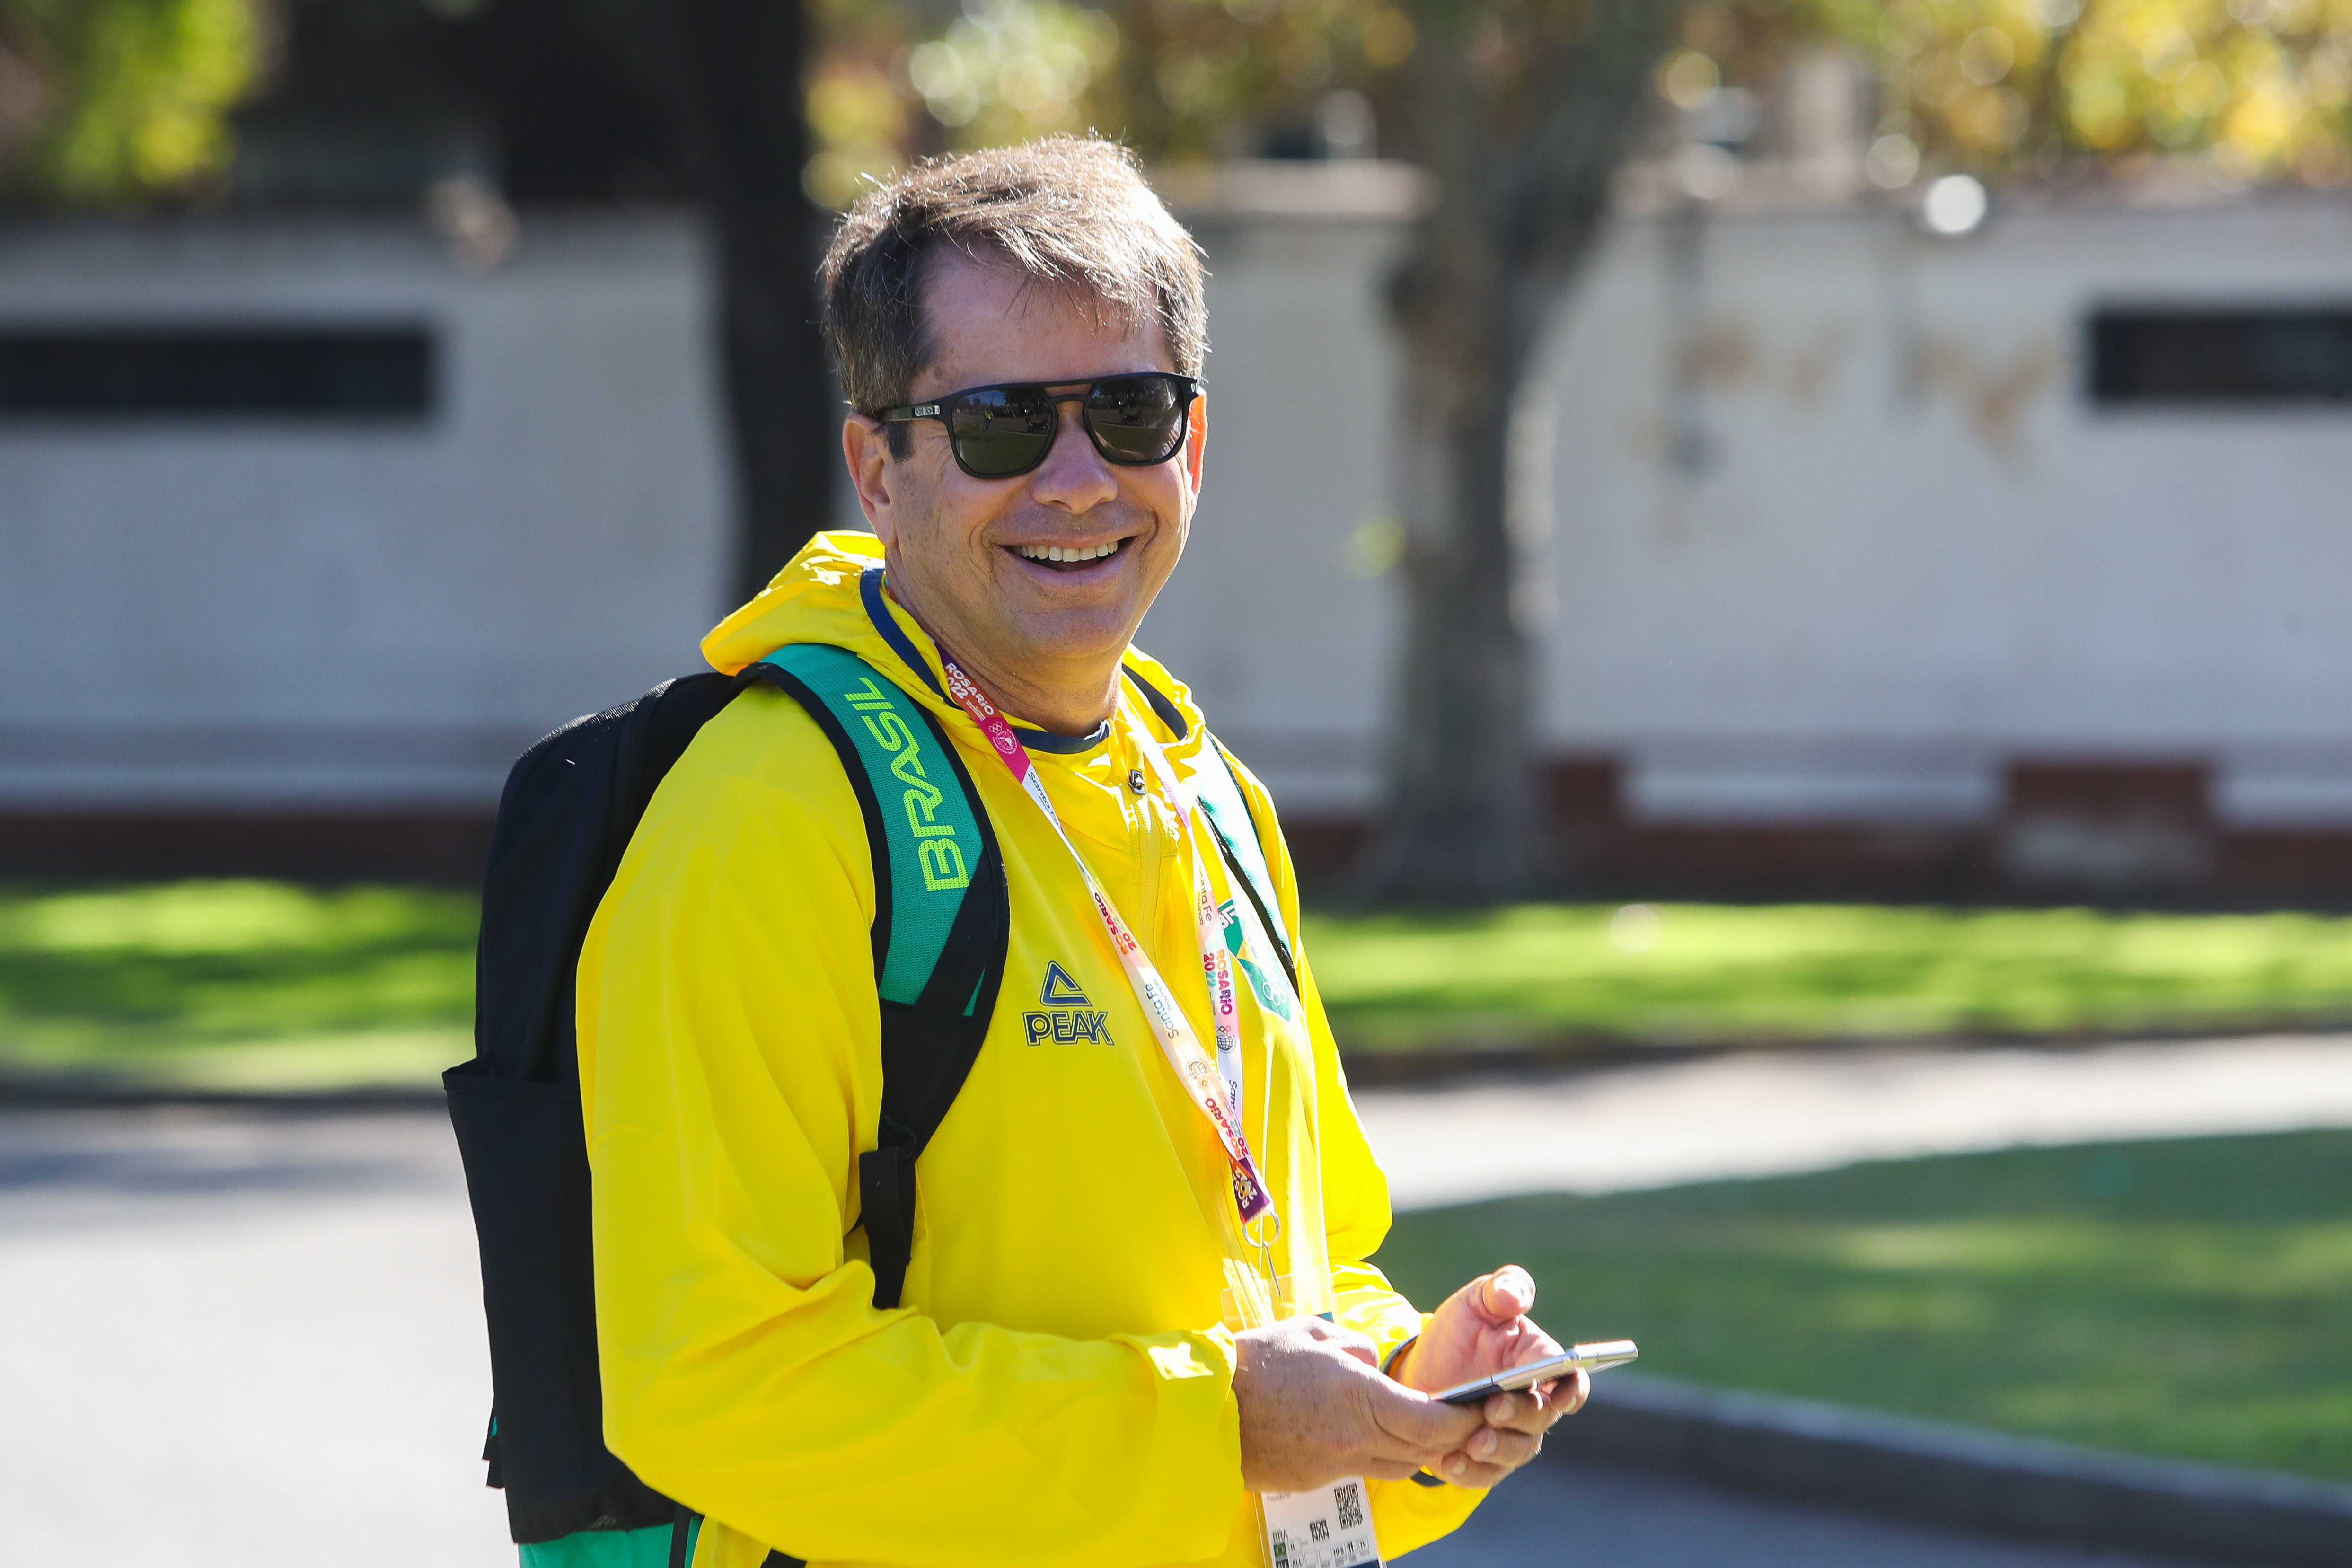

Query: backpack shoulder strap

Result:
[742,643,1008,1312]
[1119,662,1297,994]
[1193,737,1298,997]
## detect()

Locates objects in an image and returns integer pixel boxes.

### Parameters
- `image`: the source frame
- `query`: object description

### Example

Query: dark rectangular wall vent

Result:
[2089,308,2352,406]
[0,326,433,419]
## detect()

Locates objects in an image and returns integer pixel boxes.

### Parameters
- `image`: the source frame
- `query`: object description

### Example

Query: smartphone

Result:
[1435,1340,1639,1406]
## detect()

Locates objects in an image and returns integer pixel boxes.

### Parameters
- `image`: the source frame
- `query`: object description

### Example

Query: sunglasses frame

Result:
[876,372,1203,480]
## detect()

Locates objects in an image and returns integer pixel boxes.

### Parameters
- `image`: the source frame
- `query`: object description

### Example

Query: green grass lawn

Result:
[0,881,476,1091]
[1371,1130,2352,1482]
[9,883,2352,1089]
[1306,902,2352,1051]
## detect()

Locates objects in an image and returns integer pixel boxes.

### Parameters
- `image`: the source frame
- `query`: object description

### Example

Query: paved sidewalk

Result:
[0,1107,508,1566]
[1353,1031,2352,1209]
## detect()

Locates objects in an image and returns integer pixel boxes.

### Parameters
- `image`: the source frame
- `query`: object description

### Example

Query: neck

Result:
[885,579,1121,738]
[946,644,1121,737]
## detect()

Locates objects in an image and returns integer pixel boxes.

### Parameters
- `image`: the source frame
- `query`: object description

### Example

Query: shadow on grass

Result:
[1372,1131,2352,1482]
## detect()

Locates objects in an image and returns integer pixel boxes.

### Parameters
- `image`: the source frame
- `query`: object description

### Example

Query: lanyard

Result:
[938,650,1275,1232]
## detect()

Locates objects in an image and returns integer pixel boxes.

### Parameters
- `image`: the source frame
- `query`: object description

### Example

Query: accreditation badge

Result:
[1260,1479,1380,1568]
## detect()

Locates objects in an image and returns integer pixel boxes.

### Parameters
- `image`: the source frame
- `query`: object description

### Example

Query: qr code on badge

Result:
[1334,1481,1365,1531]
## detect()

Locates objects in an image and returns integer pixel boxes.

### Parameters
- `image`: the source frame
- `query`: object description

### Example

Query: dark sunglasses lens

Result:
[1084,375,1189,464]
[948,387,1055,476]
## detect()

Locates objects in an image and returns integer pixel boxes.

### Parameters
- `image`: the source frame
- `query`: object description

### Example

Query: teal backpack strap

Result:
[1194,737,1299,998]
[1119,663,1298,995]
[740,643,1007,1311]
[1194,739,1294,972]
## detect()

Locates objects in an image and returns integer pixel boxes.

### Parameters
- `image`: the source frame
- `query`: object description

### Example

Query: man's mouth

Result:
[1009,537,1128,569]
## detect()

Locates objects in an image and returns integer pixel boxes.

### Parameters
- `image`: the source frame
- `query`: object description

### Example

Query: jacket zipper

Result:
[1131,731,1163,947]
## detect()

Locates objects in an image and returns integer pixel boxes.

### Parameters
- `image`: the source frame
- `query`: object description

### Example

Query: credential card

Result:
[1260,1478,1380,1568]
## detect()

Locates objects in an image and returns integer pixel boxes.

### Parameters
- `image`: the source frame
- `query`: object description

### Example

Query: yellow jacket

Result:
[579,532,1483,1567]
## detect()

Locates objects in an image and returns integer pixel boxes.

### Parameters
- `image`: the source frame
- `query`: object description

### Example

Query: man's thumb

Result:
[1381,1381,1483,1450]
[1479,1265,1535,1321]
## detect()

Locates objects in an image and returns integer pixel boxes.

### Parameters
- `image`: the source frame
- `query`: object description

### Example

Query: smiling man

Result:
[577,139,1583,1568]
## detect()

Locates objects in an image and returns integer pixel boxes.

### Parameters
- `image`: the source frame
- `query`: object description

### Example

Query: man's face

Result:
[846,250,1207,699]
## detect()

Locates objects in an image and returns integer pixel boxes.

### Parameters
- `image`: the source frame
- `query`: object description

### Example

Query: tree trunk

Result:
[1355,7,1543,904]
[1355,0,1679,906]
[1362,272,1544,902]
[648,0,837,604]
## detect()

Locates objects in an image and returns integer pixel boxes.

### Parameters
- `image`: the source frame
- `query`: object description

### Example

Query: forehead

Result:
[914,247,1172,395]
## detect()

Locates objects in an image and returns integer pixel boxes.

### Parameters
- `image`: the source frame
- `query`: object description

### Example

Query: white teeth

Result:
[1016,540,1120,563]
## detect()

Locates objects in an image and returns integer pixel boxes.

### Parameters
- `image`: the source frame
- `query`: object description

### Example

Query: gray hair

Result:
[820,138,1207,450]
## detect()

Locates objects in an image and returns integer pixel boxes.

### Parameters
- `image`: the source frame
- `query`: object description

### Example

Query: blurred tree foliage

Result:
[0,0,263,201]
[805,0,2352,201]
[6,0,2348,220]
[1670,0,2352,188]
[803,0,1421,204]
[1850,0,2350,183]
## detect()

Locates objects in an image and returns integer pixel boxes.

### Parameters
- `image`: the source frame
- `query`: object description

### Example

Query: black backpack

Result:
[446,642,1008,1567]
[446,642,1297,1568]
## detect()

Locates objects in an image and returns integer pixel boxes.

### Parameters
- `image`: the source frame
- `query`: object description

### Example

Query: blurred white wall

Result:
[1544,192,2352,835]
[1164,173,2352,849]
[0,212,731,809]
[7,178,2352,866]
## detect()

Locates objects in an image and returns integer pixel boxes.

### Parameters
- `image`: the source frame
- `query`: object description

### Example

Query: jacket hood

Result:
[700,529,1205,744]
[702,529,891,678]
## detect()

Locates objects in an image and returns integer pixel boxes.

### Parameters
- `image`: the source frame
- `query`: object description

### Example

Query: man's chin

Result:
[1004,609,1139,666]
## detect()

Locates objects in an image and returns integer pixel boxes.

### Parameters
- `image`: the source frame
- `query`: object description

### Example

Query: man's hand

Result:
[1388,1265,1589,1489]
[1233,1316,1484,1493]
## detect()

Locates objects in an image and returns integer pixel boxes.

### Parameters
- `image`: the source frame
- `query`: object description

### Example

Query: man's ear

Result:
[843,414,898,544]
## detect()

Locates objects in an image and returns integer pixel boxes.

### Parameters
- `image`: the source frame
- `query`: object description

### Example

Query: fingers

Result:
[1468,1425,1543,1468]
[1476,1264,1536,1323]
[1429,1425,1542,1487]
[1362,1378,1482,1464]
[1482,1391,1548,1434]
[1425,1394,1557,1488]
[1439,1452,1529,1489]
[1420,1361,1598,1490]
[1481,1368,1590,1433]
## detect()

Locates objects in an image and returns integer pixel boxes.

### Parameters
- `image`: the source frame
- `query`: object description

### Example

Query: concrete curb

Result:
[1550,1374,2352,1566]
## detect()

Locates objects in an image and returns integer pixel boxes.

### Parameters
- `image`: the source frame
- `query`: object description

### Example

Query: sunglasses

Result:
[877,372,1202,480]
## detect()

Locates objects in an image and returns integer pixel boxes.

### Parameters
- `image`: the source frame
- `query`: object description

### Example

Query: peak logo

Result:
[1024,961,1113,1047]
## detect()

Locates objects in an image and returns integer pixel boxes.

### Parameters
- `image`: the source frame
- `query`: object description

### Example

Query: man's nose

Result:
[1031,394,1116,505]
